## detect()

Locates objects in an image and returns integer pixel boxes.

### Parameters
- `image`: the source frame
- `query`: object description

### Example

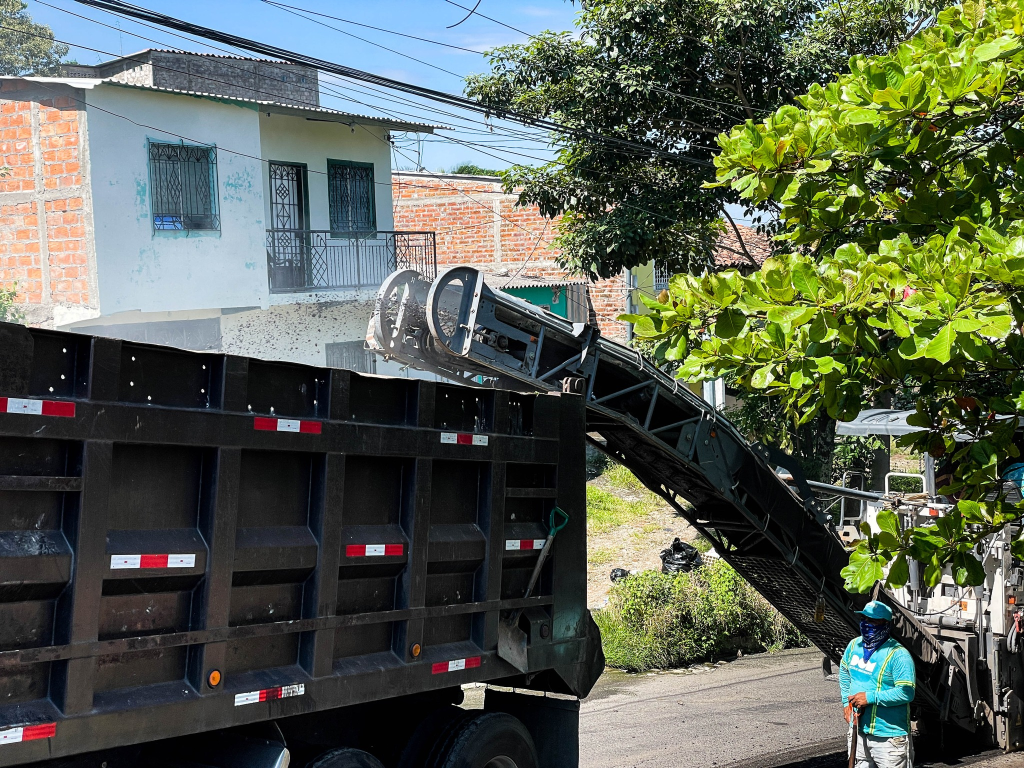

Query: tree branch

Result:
[722,207,760,268]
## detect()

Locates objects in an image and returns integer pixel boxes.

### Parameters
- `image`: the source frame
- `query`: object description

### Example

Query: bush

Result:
[594,560,807,672]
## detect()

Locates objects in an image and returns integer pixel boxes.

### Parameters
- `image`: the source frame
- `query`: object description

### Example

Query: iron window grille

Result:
[327,160,376,235]
[149,142,220,231]
[325,340,377,374]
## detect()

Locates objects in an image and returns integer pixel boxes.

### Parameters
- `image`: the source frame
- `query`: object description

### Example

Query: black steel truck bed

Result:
[0,322,598,766]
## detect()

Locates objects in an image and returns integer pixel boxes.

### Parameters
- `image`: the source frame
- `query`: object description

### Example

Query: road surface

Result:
[579,647,1013,768]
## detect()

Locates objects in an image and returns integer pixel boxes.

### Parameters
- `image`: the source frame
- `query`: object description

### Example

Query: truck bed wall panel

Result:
[0,321,589,766]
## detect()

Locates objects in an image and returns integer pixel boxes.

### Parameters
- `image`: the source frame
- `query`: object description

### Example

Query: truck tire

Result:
[307,748,385,768]
[431,713,538,768]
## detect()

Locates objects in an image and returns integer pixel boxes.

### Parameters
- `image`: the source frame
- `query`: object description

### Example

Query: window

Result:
[149,142,220,231]
[325,340,377,374]
[327,160,375,234]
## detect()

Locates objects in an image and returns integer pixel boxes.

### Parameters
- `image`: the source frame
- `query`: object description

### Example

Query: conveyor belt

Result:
[368,266,958,715]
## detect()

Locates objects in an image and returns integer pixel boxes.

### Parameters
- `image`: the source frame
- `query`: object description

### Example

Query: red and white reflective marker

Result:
[234,684,305,707]
[0,723,56,745]
[110,554,196,570]
[345,544,404,557]
[253,417,321,434]
[505,539,547,551]
[431,657,481,675]
[0,398,75,418]
[440,432,488,446]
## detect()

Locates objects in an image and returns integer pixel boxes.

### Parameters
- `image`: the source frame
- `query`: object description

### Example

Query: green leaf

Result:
[750,365,774,389]
[766,306,817,326]
[714,308,746,338]
[792,262,821,297]
[923,323,955,364]
[952,552,986,586]
[886,553,910,588]
[887,306,911,338]
[841,548,885,594]
[632,315,660,338]
[876,509,901,539]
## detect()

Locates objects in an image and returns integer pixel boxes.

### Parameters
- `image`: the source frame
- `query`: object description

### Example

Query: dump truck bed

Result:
[0,322,597,766]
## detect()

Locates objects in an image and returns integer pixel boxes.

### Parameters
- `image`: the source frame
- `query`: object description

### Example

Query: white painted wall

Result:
[86,84,270,315]
[257,113,395,232]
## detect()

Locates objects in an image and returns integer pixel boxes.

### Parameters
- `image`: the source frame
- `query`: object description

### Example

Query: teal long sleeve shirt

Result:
[839,636,916,737]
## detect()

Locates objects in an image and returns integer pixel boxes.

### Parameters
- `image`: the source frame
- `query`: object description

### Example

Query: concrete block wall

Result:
[70,51,320,107]
[0,82,98,326]
[392,172,631,341]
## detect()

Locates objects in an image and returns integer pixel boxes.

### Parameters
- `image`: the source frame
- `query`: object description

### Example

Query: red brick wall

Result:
[392,172,631,341]
[0,84,94,322]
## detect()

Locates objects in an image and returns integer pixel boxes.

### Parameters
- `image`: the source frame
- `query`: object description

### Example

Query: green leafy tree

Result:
[466,0,952,279]
[630,0,1024,592]
[0,1,68,77]
[450,163,503,177]
[0,286,17,323]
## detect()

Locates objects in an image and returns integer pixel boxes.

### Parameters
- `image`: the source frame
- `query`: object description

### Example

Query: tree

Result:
[465,0,952,280]
[0,1,69,77]
[450,163,503,177]
[0,286,17,323]
[631,0,1024,592]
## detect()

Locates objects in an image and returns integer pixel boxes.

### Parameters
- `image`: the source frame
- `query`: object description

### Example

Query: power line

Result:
[71,0,712,166]
[15,10,745,268]
[260,1,467,80]
[260,1,483,55]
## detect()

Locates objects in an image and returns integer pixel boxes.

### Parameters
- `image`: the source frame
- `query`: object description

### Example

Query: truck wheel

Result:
[307,748,385,768]
[432,713,538,768]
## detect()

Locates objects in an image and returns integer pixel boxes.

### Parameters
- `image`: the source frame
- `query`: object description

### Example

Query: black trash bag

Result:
[609,567,630,583]
[659,538,703,574]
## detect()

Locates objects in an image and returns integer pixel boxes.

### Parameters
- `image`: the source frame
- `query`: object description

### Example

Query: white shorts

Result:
[848,731,913,768]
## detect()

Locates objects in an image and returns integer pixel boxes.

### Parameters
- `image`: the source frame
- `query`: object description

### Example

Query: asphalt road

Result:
[579,647,1013,768]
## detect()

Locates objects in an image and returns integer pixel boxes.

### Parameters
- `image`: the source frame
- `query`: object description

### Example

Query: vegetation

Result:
[0,286,17,323]
[586,465,663,533]
[595,560,806,672]
[450,163,503,177]
[466,0,953,279]
[0,1,69,76]
[630,0,1024,592]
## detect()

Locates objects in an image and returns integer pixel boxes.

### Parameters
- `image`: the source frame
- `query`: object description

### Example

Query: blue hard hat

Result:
[856,601,893,621]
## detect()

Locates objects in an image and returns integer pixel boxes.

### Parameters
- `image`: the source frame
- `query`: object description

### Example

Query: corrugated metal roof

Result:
[103,81,442,132]
[483,272,587,290]
[0,76,104,89]
[102,48,292,64]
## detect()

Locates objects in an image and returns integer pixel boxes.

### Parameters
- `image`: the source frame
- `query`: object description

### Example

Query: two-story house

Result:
[0,49,438,373]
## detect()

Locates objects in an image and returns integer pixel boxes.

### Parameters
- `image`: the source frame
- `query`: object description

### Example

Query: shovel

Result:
[847,706,859,768]
[497,507,569,673]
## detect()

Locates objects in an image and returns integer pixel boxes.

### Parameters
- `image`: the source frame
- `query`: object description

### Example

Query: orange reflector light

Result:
[960,601,969,611]
[411,643,422,658]
[927,508,939,517]
[1010,597,1017,605]
[208,670,221,688]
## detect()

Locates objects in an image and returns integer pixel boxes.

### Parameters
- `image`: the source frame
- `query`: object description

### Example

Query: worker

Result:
[839,601,916,768]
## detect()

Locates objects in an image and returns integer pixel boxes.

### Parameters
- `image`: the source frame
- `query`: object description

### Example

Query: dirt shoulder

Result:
[585,466,697,609]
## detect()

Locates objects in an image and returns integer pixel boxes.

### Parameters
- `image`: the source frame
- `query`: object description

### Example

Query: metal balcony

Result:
[266,229,437,293]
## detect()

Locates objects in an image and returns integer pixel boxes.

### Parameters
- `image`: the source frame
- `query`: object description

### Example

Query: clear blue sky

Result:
[29,0,579,172]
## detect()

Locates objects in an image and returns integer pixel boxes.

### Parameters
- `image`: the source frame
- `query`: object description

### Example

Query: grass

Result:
[603,463,651,495]
[594,560,808,672]
[588,547,617,567]
[586,485,652,533]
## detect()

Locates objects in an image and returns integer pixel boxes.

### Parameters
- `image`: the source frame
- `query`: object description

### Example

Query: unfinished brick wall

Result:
[0,83,97,324]
[393,172,631,341]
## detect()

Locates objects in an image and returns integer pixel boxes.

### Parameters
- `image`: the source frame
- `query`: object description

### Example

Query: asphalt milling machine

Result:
[367,265,1024,752]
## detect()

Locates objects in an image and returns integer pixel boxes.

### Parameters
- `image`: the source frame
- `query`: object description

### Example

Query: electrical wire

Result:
[17,9,753,277]
[71,0,712,166]
[260,1,483,55]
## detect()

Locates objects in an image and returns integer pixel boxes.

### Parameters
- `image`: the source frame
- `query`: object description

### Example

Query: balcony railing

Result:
[266,229,437,293]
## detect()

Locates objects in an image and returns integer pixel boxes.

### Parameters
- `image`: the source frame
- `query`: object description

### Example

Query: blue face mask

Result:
[860,621,890,660]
